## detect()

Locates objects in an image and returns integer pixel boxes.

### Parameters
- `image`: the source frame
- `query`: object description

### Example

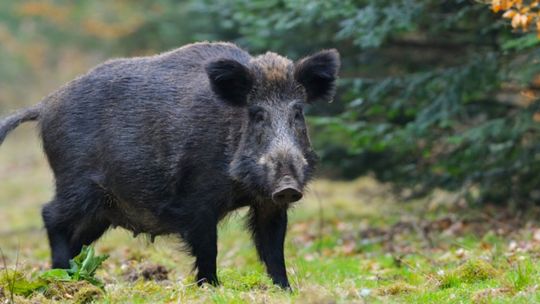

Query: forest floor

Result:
[2,127,540,303]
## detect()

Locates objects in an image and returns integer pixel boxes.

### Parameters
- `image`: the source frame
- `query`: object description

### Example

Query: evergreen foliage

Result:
[1,0,540,205]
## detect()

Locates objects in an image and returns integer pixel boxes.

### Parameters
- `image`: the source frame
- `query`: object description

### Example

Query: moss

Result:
[44,281,102,303]
[219,269,272,291]
[132,280,166,294]
[439,259,498,289]
[458,259,498,283]
[377,281,418,295]
[11,294,51,304]
[73,284,103,304]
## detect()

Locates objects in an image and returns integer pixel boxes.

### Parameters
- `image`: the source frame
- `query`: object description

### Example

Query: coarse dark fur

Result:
[0,42,340,288]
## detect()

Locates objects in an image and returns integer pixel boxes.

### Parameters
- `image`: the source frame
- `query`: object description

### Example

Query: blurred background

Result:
[1,0,540,208]
[2,1,540,302]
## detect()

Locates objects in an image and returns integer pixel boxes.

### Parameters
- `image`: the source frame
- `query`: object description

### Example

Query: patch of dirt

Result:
[359,206,539,255]
[376,282,418,295]
[471,287,513,304]
[142,264,168,281]
[124,263,169,282]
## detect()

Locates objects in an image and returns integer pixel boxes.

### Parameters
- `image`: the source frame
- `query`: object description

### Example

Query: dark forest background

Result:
[1,0,540,207]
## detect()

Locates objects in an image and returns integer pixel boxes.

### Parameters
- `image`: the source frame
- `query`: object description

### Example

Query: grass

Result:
[3,128,540,303]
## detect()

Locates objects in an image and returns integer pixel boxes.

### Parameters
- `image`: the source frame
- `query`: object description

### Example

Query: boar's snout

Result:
[272,187,303,204]
[272,176,303,204]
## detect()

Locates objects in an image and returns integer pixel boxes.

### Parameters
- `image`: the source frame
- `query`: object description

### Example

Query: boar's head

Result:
[206,49,340,205]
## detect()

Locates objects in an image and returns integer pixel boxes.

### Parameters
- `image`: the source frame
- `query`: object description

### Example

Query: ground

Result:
[2,127,540,303]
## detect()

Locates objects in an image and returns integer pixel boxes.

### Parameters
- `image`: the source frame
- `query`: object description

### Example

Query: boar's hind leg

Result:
[42,197,109,269]
[248,206,290,289]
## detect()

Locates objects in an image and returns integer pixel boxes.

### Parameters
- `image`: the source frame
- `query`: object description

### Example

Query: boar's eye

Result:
[291,103,305,121]
[249,106,266,123]
[294,110,303,121]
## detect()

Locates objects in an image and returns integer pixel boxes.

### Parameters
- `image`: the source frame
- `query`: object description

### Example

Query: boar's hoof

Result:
[274,279,292,291]
[197,276,219,287]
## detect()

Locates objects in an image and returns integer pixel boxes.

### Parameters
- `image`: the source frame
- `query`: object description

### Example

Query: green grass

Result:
[3,129,540,303]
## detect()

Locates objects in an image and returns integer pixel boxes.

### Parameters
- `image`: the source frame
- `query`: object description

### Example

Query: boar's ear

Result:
[294,49,340,103]
[205,59,253,106]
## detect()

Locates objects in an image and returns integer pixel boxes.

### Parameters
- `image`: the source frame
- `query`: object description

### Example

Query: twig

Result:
[0,247,14,304]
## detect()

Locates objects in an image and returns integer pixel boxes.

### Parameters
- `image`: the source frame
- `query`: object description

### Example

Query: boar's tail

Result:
[0,104,42,145]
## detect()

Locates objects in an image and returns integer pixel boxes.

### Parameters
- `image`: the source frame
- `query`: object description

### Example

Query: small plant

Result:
[505,259,536,292]
[439,271,461,289]
[64,245,109,288]
[0,245,108,299]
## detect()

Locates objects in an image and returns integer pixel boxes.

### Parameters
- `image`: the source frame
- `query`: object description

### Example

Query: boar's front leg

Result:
[183,211,219,286]
[248,206,290,289]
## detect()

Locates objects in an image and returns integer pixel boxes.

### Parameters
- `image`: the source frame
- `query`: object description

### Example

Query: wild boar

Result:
[0,42,340,288]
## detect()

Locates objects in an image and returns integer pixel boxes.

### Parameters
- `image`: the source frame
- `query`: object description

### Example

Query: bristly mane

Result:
[249,52,303,102]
